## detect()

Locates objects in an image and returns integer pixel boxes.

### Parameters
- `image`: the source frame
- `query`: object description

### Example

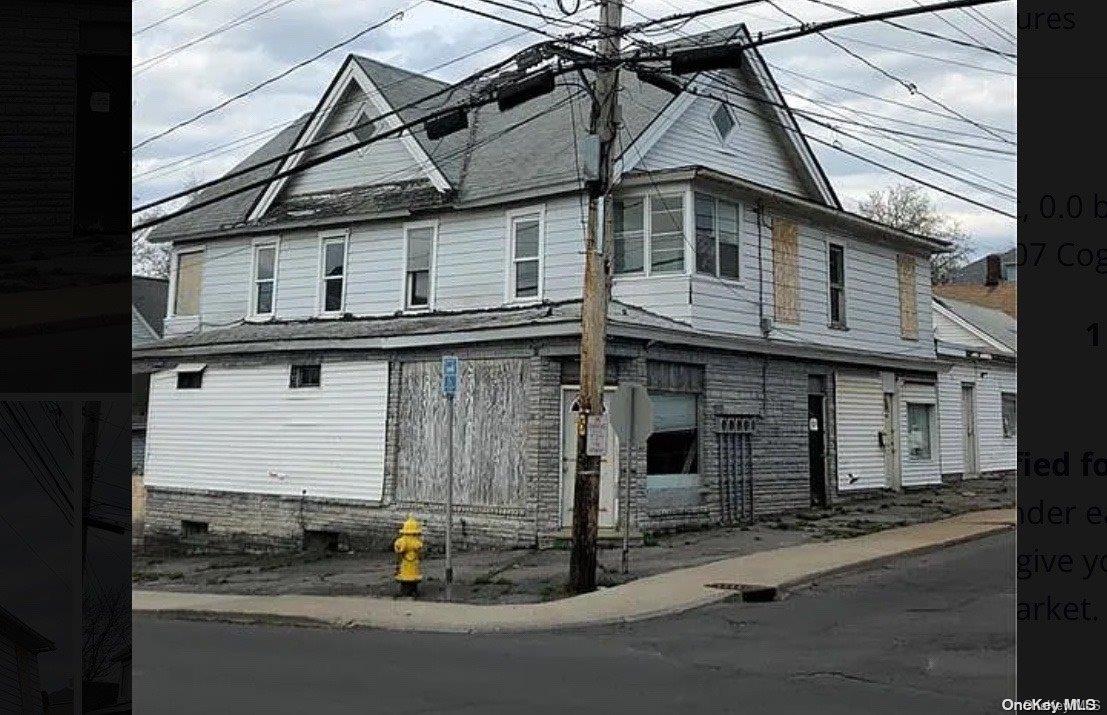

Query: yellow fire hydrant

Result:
[393,516,424,597]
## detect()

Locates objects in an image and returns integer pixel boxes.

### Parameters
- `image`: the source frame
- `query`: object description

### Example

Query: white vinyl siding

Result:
[282,83,422,196]
[144,361,389,501]
[632,69,812,198]
[835,370,887,491]
[899,382,940,487]
[938,361,1017,476]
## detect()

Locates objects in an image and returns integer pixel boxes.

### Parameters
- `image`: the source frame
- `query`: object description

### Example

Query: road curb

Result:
[133,511,1014,633]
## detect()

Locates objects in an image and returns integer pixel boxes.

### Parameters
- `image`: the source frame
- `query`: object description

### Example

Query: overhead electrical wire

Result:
[133,0,219,36]
[132,7,412,150]
[133,0,305,74]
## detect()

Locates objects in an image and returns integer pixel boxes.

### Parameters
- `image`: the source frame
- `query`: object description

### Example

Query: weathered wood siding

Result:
[898,254,919,340]
[772,218,800,324]
[395,359,530,507]
[145,360,389,501]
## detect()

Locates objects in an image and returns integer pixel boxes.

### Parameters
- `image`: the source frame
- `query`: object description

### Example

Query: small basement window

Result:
[290,364,321,388]
[712,102,736,140]
[181,520,208,538]
[176,371,203,389]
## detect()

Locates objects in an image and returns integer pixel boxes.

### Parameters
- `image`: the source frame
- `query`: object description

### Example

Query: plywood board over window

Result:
[898,254,919,340]
[395,359,529,507]
[772,218,800,324]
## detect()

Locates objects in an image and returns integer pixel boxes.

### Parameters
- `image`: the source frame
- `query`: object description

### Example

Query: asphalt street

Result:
[134,531,1015,714]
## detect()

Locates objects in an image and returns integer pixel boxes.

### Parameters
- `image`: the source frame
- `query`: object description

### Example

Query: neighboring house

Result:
[933,297,1017,479]
[132,26,955,550]
[0,607,54,715]
[132,275,168,471]
[948,247,1017,285]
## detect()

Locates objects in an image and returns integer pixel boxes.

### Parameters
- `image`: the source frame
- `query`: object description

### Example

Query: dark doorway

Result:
[808,394,827,507]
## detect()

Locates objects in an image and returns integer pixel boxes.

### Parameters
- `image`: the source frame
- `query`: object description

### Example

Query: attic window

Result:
[712,103,735,140]
[349,108,375,146]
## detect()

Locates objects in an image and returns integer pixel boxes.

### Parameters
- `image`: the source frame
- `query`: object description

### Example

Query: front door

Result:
[883,392,901,489]
[560,389,618,528]
[962,383,978,476]
[807,395,827,507]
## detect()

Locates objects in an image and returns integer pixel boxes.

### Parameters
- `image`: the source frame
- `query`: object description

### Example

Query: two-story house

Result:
[132,25,952,550]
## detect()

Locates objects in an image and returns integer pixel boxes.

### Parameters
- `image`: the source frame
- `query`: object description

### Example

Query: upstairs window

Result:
[694,193,740,280]
[173,250,202,317]
[828,243,847,328]
[290,364,321,388]
[404,225,435,309]
[508,210,542,301]
[712,103,735,140]
[650,193,685,274]
[251,242,277,316]
[613,197,645,274]
[320,235,347,313]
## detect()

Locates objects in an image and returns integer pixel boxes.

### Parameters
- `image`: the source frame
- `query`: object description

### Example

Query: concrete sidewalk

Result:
[133,509,1014,633]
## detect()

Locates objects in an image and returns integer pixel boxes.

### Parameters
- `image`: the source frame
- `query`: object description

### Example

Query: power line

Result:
[133,0,304,75]
[1,404,74,507]
[132,1,599,191]
[0,419,74,526]
[961,5,1015,44]
[765,0,1012,145]
[11,402,71,490]
[830,33,1014,76]
[133,0,219,36]
[0,511,68,588]
[132,7,412,150]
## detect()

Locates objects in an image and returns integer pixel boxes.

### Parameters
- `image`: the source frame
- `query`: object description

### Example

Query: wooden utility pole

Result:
[569,0,622,594]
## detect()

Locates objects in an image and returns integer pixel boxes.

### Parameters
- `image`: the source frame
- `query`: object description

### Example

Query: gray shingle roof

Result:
[132,275,168,336]
[147,24,815,241]
[936,296,1017,352]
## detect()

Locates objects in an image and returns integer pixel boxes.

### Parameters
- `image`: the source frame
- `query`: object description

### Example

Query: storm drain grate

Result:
[705,583,779,602]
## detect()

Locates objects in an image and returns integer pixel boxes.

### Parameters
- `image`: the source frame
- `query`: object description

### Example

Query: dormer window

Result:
[712,103,735,140]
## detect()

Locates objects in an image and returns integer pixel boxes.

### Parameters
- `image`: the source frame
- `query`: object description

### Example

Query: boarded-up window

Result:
[173,251,202,316]
[395,359,529,507]
[897,254,918,339]
[772,219,799,324]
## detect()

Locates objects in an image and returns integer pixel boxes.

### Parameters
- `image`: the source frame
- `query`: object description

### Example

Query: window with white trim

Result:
[828,243,847,328]
[509,213,541,300]
[694,193,740,279]
[405,226,434,309]
[173,250,202,317]
[906,403,934,460]
[251,242,277,316]
[613,196,645,275]
[320,236,347,313]
[650,193,685,274]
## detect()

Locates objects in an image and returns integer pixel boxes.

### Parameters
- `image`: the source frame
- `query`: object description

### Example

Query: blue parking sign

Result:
[442,356,459,397]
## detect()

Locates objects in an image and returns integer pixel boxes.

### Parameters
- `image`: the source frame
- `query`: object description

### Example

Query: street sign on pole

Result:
[442,355,459,397]
[442,356,459,601]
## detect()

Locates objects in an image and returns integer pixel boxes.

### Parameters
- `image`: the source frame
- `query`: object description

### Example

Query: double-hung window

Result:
[613,192,686,276]
[172,250,202,317]
[320,234,347,314]
[828,243,847,328]
[694,193,740,280]
[251,241,277,316]
[404,224,435,310]
[508,209,542,301]
[650,193,685,274]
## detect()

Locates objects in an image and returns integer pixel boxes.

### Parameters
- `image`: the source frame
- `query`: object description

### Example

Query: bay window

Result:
[172,250,202,317]
[694,192,740,279]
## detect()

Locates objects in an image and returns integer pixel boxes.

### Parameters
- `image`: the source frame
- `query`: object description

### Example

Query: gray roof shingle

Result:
[936,296,1017,352]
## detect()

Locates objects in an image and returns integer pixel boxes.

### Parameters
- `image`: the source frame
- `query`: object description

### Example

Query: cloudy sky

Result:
[132,0,1016,258]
